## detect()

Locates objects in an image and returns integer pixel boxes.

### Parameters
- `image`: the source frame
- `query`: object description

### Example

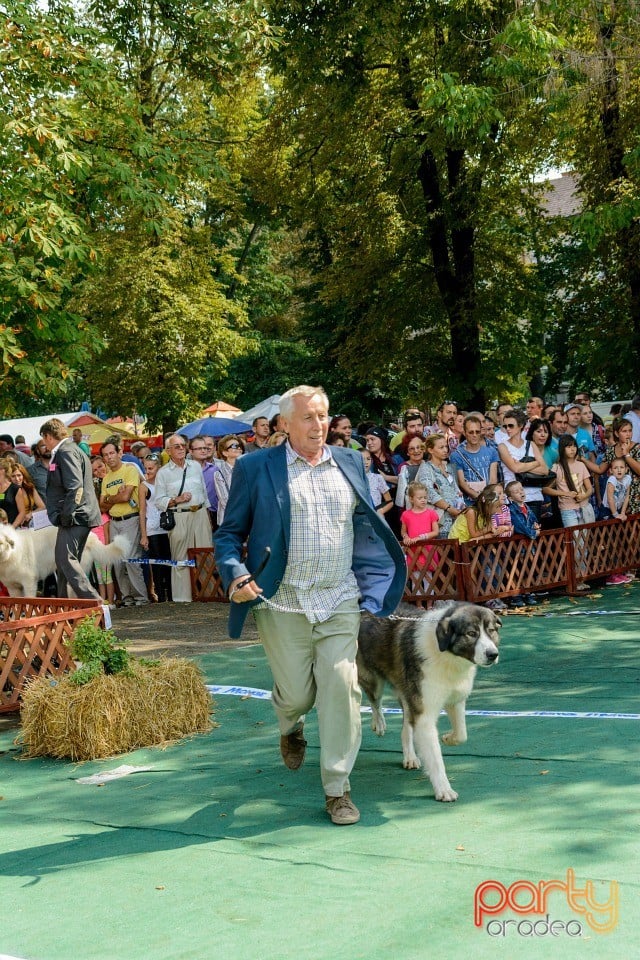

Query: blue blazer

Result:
[213,444,407,639]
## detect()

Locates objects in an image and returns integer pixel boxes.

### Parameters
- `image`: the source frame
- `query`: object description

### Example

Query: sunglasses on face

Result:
[226,443,242,451]
[504,423,518,429]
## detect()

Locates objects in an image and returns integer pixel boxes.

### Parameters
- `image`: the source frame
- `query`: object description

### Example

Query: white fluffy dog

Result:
[0,525,127,597]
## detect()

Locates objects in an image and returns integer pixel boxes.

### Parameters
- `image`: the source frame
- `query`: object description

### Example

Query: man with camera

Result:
[154,434,210,602]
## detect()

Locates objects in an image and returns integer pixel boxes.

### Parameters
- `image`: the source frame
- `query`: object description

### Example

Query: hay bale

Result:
[18,658,213,761]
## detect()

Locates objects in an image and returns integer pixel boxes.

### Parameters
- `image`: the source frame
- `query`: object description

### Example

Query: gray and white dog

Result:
[357,601,501,802]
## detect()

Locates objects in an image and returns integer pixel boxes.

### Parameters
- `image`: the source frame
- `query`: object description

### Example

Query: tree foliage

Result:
[0,1,106,410]
[256,0,565,409]
[74,225,249,431]
[4,0,640,422]
[541,0,640,397]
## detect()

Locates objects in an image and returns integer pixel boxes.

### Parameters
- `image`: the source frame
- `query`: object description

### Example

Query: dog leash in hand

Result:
[228,547,272,602]
[253,594,432,622]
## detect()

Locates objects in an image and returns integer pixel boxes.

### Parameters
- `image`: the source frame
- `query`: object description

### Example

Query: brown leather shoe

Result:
[280,726,307,770]
[325,792,360,825]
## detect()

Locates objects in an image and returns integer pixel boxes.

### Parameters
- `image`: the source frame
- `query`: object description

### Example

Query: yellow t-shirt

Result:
[449,510,489,542]
[101,463,141,517]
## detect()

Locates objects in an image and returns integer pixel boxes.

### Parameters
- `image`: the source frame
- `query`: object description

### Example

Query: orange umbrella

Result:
[202,401,242,416]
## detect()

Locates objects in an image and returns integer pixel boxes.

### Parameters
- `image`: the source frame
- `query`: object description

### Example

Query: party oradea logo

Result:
[474,869,619,937]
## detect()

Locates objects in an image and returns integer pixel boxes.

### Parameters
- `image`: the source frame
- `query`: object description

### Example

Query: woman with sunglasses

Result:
[214,434,246,525]
[497,408,549,520]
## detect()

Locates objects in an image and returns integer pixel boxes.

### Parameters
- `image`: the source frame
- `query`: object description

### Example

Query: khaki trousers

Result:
[112,514,147,602]
[168,508,212,602]
[253,598,361,797]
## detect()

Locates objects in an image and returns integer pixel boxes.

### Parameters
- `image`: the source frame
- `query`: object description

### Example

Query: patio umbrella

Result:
[176,416,252,439]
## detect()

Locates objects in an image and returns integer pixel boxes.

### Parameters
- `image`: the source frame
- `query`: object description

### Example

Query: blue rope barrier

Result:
[126,557,195,567]
[206,685,640,720]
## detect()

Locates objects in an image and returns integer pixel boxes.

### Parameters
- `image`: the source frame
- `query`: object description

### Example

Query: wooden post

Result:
[564,525,578,594]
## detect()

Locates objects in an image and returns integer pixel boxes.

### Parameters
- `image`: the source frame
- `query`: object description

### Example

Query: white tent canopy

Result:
[240,395,281,424]
[0,411,136,447]
[0,412,79,447]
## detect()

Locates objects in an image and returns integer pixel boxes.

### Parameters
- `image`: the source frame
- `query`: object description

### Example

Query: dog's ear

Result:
[436,616,452,652]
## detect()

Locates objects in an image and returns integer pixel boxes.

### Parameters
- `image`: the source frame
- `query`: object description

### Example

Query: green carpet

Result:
[1,587,639,959]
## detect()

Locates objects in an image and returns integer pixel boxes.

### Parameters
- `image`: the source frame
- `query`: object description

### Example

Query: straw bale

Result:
[18,658,213,761]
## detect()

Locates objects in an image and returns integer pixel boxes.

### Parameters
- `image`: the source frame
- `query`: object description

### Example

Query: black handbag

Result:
[520,443,555,488]
[159,509,175,531]
[159,465,187,531]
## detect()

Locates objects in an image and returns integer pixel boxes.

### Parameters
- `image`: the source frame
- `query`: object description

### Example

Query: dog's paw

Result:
[434,785,458,802]
[441,731,463,746]
[403,753,421,770]
[371,715,386,736]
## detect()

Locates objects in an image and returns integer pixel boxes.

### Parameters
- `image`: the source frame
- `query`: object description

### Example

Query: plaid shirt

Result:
[271,443,359,622]
[423,424,459,453]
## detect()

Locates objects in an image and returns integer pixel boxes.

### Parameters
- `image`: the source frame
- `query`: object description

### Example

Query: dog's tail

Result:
[103,534,128,563]
[85,533,128,567]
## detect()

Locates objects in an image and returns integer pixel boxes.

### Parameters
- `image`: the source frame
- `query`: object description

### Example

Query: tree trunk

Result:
[416,145,483,409]
[596,13,640,375]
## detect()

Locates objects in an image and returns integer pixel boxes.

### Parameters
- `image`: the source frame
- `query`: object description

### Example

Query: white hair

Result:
[279,385,329,420]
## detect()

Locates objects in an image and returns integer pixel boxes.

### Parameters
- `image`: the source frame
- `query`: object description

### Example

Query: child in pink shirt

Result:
[400,481,440,571]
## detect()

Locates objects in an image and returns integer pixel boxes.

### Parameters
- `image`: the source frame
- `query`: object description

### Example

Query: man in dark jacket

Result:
[40,418,102,600]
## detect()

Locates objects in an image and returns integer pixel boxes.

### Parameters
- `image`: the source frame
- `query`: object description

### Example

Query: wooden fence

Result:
[189,515,640,606]
[0,598,104,713]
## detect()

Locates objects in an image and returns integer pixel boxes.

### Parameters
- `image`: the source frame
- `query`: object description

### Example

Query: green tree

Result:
[543,0,640,397]
[1,0,285,421]
[0,1,106,411]
[75,226,248,432]
[258,0,564,409]
[70,0,286,422]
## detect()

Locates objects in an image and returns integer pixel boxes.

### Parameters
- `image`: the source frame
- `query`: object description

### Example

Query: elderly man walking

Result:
[154,434,211,602]
[214,385,406,825]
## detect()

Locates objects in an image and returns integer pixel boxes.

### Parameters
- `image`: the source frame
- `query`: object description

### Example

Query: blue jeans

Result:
[561,504,595,528]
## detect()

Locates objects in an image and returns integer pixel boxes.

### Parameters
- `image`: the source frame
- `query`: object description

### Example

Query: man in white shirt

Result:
[154,434,210,602]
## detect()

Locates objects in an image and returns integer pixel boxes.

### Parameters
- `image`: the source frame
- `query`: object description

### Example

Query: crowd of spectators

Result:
[3,393,638,606]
